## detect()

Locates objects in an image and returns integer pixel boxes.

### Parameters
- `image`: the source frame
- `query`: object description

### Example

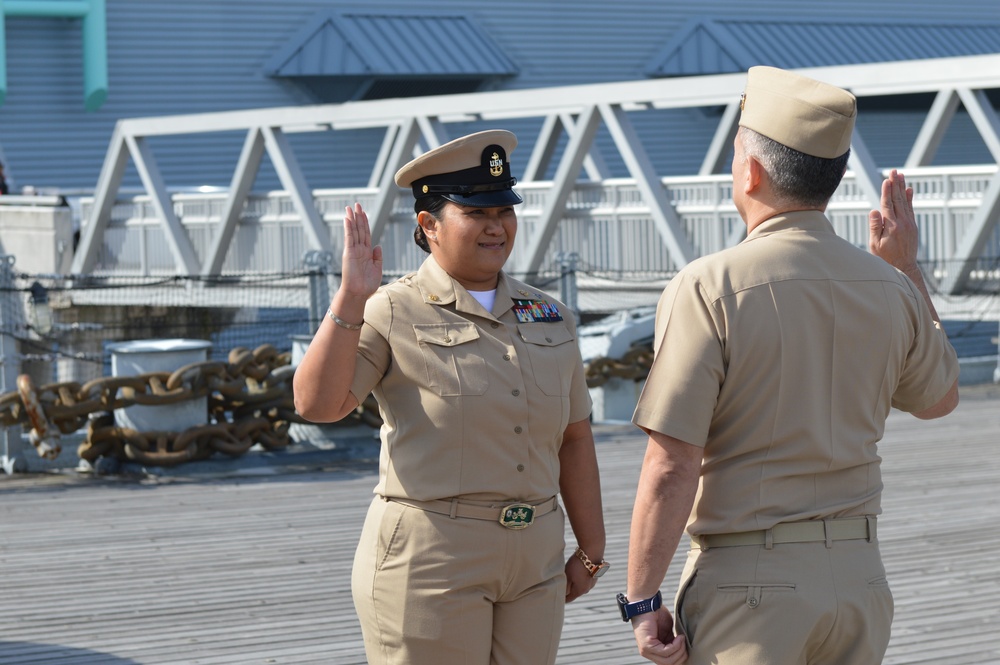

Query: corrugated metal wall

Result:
[0,0,998,195]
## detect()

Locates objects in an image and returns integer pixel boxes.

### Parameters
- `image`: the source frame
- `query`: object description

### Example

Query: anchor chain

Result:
[584,344,654,388]
[2,341,650,466]
[0,344,383,467]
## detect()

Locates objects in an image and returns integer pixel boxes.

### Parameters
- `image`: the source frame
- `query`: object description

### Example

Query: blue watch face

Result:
[617,594,627,619]
[617,590,662,621]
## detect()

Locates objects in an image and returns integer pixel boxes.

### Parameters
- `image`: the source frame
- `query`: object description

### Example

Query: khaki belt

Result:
[690,516,876,550]
[385,496,559,529]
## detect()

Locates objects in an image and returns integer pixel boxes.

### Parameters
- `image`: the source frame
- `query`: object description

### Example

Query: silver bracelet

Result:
[327,308,364,330]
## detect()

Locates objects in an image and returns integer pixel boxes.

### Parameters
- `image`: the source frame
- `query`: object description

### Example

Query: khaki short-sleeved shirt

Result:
[633,212,959,535]
[350,255,592,503]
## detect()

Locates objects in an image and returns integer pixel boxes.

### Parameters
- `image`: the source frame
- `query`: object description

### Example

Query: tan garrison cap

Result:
[738,66,856,159]
[394,130,523,209]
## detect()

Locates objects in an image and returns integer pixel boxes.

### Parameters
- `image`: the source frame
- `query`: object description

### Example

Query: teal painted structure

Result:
[0,0,107,111]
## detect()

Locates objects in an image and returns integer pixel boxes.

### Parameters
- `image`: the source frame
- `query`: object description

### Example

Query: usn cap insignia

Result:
[489,151,504,177]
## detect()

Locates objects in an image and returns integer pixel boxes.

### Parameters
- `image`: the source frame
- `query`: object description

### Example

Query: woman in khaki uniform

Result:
[294,130,608,665]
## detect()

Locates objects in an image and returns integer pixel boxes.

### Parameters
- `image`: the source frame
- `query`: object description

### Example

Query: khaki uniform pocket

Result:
[414,323,488,396]
[518,323,576,396]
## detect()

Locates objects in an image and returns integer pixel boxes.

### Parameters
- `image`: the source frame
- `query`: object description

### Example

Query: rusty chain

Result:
[584,344,654,388]
[0,340,648,467]
[0,344,383,467]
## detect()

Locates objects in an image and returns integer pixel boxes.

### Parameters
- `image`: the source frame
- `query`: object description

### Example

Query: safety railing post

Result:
[994,317,999,385]
[556,251,580,325]
[0,255,25,472]
[303,250,333,333]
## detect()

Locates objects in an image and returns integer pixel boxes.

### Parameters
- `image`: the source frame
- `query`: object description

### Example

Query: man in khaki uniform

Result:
[620,67,960,664]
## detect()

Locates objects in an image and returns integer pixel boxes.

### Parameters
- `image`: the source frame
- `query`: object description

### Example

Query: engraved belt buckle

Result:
[499,503,535,529]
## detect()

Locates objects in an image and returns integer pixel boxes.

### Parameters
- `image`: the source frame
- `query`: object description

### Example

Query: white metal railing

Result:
[78,165,1000,288]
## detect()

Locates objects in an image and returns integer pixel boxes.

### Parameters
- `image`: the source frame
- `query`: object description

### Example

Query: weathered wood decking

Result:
[1,385,997,664]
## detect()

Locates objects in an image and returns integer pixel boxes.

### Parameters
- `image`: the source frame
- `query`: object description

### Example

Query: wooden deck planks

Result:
[0,384,997,664]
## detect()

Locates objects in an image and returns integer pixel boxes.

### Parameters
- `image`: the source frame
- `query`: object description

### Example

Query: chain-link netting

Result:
[0,256,996,467]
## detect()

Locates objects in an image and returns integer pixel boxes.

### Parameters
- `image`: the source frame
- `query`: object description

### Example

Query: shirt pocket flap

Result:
[517,323,575,347]
[413,322,481,347]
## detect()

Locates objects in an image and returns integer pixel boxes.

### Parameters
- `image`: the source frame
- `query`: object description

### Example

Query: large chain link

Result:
[1,342,650,467]
[584,344,654,388]
[0,344,383,467]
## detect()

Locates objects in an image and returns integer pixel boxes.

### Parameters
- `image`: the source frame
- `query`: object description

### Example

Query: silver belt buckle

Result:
[499,503,535,529]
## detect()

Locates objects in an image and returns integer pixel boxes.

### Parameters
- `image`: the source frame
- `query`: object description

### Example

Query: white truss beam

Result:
[701,99,741,175]
[905,89,960,168]
[71,122,128,274]
[368,117,421,245]
[847,129,883,211]
[599,102,696,267]
[939,169,1000,295]
[124,134,199,275]
[957,88,1000,162]
[203,128,266,276]
[518,105,602,276]
[71,54,1000,283]
[260,126,329,254]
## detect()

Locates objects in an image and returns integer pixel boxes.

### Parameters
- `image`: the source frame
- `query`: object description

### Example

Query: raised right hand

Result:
[342,203,383,299]
[868,169,919,275]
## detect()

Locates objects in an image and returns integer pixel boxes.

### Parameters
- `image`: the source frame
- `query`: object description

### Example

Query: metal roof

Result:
[646,18,1000,76]
[265,10,519,79]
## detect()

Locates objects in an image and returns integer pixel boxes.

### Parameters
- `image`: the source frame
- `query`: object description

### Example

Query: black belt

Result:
[690,516,876,550]
[385,496,558,529]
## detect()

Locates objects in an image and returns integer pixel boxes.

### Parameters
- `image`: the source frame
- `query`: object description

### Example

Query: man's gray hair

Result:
[739,128,850,208]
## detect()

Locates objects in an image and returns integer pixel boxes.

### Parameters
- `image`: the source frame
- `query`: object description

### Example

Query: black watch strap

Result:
[617,590,663,622]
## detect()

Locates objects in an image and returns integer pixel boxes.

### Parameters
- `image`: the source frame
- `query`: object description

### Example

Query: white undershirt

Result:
[468,289,497,313]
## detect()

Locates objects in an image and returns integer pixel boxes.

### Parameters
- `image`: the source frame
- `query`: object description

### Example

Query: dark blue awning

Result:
[267,10,518,81]
[646,18,1000,77]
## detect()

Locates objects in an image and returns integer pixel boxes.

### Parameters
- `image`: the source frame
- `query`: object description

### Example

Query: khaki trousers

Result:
[675,538,893,665]
[352,496,566,665]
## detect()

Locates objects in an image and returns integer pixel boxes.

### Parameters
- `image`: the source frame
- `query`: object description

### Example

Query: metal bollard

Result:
[0,255,26,472]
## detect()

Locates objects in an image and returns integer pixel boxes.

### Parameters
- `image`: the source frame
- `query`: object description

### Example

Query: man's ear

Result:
[744,155,763,194]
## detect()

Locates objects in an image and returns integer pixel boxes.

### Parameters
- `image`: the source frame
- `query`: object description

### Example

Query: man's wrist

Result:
[617,589,663,622]
[901,265,924,281]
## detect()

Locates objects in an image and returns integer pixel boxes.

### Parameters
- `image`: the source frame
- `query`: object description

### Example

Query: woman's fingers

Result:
[345,203,372,250]
[353,202,370,246]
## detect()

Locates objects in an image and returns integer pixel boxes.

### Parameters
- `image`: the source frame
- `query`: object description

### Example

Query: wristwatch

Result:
[617,590,663,622]
[574,547,610,578]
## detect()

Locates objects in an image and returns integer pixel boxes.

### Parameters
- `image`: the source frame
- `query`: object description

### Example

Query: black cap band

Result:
[414,177,518,198]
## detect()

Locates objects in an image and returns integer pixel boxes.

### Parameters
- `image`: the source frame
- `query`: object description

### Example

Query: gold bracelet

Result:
[575,546,610,578]
[327,308,363,330]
